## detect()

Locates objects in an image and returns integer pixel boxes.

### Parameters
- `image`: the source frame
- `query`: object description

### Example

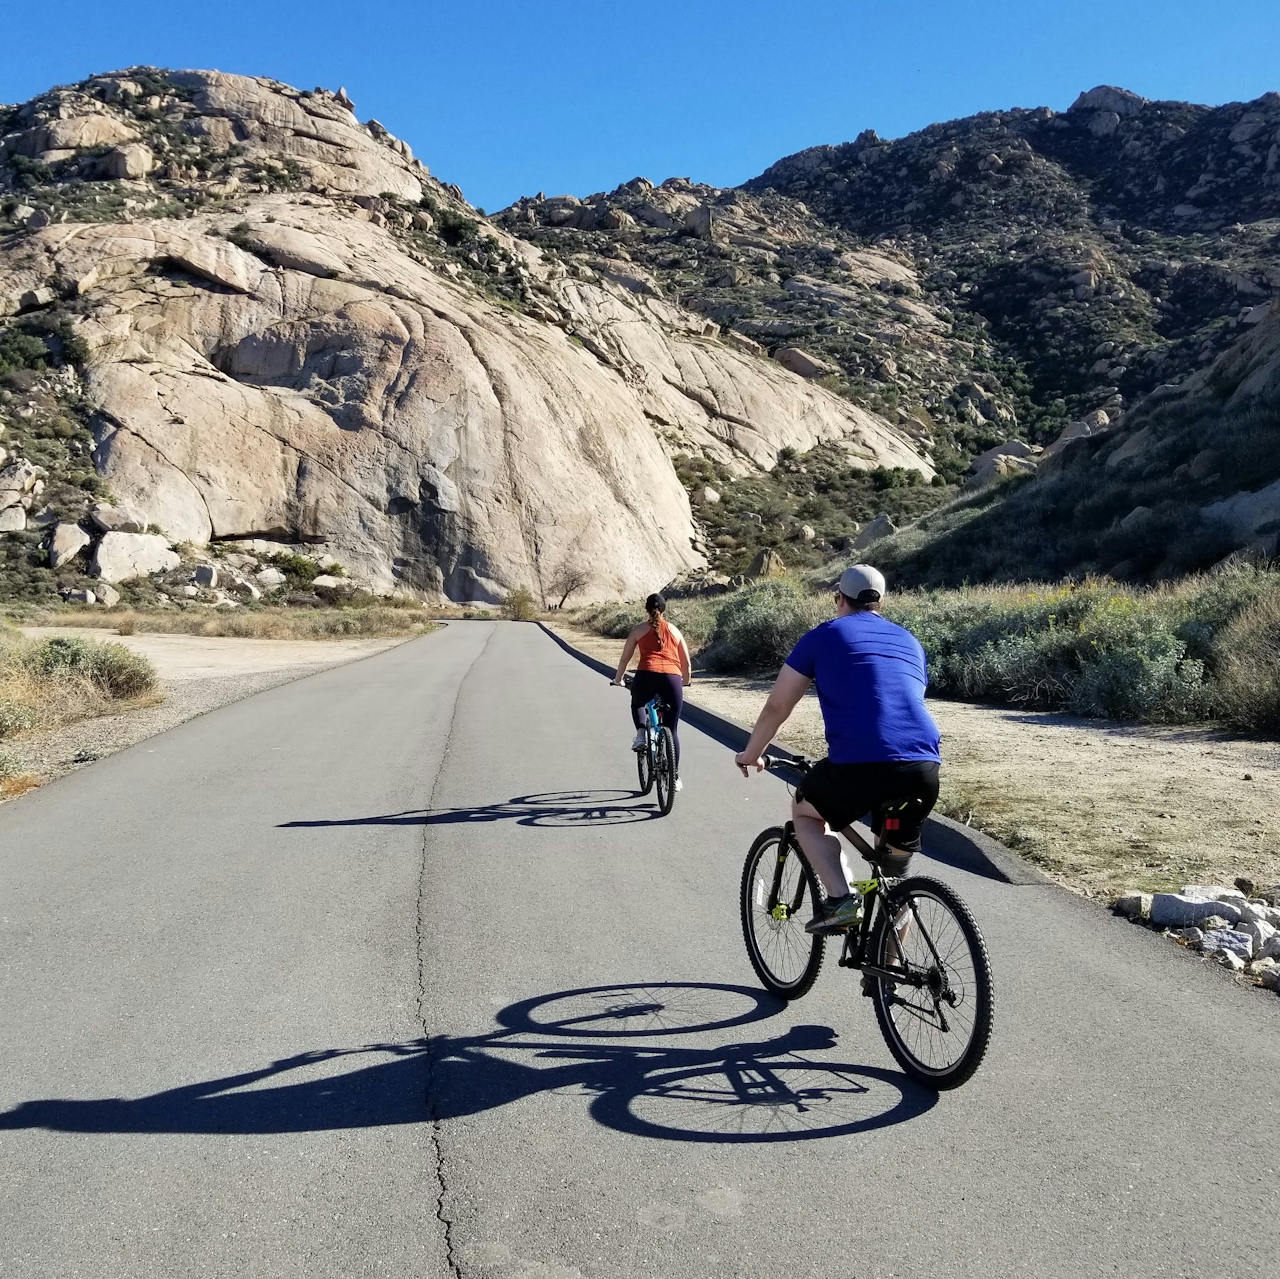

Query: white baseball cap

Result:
[838,564,886,603]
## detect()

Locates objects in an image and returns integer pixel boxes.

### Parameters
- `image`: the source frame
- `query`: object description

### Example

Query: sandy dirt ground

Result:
[551,622,1280,900]
[3,629,414,794]
[21,627,405,679]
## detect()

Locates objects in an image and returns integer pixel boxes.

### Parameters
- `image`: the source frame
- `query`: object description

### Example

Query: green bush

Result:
[1212,591,1280,733]
[702,579,824,673]
[503,587,538,622]
[0,749,22,779]
[0,699,37,737]
[21,635,157,698]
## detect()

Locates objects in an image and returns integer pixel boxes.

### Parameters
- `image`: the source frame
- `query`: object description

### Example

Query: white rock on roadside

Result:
[64,588,96,605]
[49,522,91,568]
[1240,919,1277,954]
[0,506,26,532]
[311,574,347,589]
[1149,893,1243,929]
[1113,892,1152,920]
[90,532,179,584]
[97,584,120,607]
[1219,951,1247,973]
[1199,928,1254,960]
[255,567,287,589]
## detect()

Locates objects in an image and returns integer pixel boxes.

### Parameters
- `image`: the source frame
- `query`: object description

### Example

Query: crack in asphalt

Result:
[417,621,498,1277]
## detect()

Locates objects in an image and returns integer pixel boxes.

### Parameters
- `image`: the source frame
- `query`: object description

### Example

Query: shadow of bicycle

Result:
[0,983,935,1143]
[278,789,661,831]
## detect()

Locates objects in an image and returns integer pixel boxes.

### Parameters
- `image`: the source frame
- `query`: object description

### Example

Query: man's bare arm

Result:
[736,665,812,774]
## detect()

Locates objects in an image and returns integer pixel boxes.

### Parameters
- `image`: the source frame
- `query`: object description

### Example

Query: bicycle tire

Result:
[636,734,653,795]
[739,827,825,1000]
[654,727,676,815]
[868,876,994,1090]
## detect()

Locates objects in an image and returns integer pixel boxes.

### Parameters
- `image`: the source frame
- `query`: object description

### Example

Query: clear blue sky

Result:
[2,1,1278,213]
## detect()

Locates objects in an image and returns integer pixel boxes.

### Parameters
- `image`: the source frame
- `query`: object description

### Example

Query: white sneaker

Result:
[674,778,683,792]
[631,730,646,751]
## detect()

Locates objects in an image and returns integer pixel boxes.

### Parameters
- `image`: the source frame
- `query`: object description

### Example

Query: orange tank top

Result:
[637,617,683,675]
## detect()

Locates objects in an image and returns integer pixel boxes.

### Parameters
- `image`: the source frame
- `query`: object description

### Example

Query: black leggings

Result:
[630,670,683,772]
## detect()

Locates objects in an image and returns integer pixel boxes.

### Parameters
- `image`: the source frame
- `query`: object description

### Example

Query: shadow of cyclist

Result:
[0,983,935,1143]
[277,790,661,831]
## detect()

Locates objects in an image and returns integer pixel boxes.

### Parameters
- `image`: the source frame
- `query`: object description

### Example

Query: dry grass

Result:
[28,607,441,641]
[0,624,163,770]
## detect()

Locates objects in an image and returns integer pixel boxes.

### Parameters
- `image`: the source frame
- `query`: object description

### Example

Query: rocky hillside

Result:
[0,69,929,605]
[747,85,1280,450]
[6,71,1280,602]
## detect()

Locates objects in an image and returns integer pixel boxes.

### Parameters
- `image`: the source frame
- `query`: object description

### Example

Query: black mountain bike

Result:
[740,756,994,1089]
[625,677,677,816]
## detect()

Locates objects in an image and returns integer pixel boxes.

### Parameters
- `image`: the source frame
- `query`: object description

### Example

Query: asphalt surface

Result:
[1,620,1276,1278]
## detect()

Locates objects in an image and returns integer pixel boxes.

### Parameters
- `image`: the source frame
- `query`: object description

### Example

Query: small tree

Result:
[503,586,538,621]
[549,558,590,610]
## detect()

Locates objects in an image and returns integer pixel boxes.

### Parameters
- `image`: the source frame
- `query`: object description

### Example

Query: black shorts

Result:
[795,759,940,855]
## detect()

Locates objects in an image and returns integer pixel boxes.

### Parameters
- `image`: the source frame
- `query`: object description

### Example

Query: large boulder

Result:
[90,532,180,583]
[853,514,897,550]
[745,548,787,579]
[49,523,91,568]
[103,143,154,179]
[91,502,147,534]
[774,347,836,378]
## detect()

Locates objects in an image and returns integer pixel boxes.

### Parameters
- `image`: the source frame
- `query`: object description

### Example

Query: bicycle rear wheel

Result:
[868,876,993,1089]
[654,727,676,815]
[636,733,653,795]
[740,827,825,1000]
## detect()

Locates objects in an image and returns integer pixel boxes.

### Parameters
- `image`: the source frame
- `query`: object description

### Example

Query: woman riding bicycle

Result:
[611,593,692,791]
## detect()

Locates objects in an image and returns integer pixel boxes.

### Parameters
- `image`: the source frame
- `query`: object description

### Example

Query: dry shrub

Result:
[0,630,160,739]
[1214,592,1280,733]
[0,774,44,799]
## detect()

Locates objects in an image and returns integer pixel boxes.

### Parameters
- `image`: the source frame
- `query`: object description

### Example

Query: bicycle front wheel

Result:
[654,727,676,815]
[740,827,825,1000]
[636,734,653,795]
[868,876,993,1089]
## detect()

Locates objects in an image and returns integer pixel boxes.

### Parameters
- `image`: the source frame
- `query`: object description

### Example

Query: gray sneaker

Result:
[805,892,863,935]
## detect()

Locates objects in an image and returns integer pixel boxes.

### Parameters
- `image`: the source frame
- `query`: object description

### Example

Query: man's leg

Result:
[791,798,849,897]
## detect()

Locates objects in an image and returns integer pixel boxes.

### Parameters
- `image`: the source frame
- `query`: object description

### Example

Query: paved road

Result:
[1,622,1276,1278]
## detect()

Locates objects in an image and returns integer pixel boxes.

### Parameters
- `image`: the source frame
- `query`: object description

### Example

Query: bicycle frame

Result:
[769,821,930,991]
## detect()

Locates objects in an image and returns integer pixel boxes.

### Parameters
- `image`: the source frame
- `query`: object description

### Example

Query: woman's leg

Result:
[630,671,656,729]
[660,673,684,772]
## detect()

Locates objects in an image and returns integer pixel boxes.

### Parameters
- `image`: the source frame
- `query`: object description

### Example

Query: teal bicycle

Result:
[624,676,677,816]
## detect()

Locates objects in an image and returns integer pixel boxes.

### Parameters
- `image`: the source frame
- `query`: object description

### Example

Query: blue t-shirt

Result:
[785,612,941,764]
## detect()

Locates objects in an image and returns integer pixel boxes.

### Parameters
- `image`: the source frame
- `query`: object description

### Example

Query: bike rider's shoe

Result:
[805,892,863,934]
[631,730,646,751]
[674,778,683,792]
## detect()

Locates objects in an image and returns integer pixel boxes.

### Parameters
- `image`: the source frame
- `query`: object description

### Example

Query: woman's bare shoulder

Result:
[627,622,650,640]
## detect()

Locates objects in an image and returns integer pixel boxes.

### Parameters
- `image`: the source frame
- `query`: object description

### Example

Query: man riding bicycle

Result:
[735,564,941,934]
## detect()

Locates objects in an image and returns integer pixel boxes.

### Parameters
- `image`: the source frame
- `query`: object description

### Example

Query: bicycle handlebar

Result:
[764,753,813,773]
